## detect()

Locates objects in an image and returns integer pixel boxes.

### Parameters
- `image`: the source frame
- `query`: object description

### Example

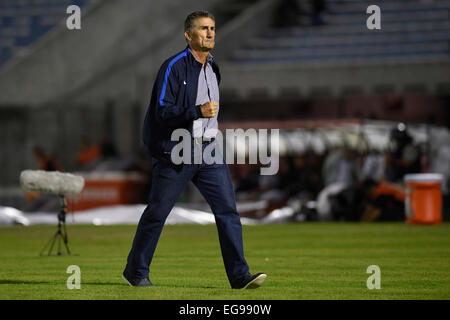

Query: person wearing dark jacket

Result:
[123,11,266,290]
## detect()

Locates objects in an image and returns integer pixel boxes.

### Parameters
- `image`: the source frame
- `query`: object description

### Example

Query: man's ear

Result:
[184,31,191,42]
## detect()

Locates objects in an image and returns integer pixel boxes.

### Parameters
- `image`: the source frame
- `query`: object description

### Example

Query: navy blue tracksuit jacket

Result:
[142,46,221,159]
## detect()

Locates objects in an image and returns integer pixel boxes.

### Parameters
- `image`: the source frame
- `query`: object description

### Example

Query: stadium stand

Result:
[229,0,450,65]
[0,0,90,67]
[216,0,449,98]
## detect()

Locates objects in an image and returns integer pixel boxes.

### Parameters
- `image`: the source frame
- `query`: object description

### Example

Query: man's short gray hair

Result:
[184,10,215,32]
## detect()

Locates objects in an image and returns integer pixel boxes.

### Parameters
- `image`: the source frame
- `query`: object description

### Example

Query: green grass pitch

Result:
[0,222,449,300]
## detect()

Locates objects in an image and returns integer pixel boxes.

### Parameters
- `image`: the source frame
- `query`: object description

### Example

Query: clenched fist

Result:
[200,101,218,118]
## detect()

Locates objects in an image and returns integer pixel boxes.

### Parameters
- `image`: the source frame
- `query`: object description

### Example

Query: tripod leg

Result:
[40,233,56,256]
[57,231,62,256]
[39,196,72,256]
[62,223,71,255]
[40,229,59,256]
[51,232,59,256]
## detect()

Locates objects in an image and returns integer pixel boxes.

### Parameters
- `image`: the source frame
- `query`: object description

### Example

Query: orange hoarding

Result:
[68,172,147,211]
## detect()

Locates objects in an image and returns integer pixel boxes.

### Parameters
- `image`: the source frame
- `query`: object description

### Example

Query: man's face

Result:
[185,17,215,51]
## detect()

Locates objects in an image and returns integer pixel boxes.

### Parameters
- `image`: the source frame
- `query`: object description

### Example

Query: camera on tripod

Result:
[20,170,85,256]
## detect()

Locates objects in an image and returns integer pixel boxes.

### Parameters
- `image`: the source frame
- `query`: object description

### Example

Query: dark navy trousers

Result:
[125,142,249,285]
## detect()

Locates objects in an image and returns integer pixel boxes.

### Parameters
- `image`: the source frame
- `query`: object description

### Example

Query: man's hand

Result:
[200,101,218,118]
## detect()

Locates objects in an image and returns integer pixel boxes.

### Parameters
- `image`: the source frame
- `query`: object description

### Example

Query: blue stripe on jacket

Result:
[159,48,190,106]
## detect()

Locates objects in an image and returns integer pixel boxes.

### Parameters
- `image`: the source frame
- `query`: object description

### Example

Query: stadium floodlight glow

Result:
[20,170,85,256]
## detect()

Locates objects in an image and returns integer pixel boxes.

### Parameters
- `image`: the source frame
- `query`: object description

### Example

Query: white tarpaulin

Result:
[0,203,294,227]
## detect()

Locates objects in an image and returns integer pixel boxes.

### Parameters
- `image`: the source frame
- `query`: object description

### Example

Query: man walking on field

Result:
[123,10,267,290]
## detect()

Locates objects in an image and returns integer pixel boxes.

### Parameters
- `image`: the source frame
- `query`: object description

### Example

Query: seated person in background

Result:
[326,178,405,222]
[76,137,101,168]
[385,124,421,184]
[360,179,406,222]
[33,146,63,171]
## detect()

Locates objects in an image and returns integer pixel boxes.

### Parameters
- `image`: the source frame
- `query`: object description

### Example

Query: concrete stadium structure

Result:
[0,0,449,186]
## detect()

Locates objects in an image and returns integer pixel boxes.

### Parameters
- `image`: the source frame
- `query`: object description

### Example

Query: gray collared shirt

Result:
[192,54,219,139]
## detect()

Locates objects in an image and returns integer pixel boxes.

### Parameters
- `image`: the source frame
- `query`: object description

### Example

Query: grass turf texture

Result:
[0,223,449,300]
